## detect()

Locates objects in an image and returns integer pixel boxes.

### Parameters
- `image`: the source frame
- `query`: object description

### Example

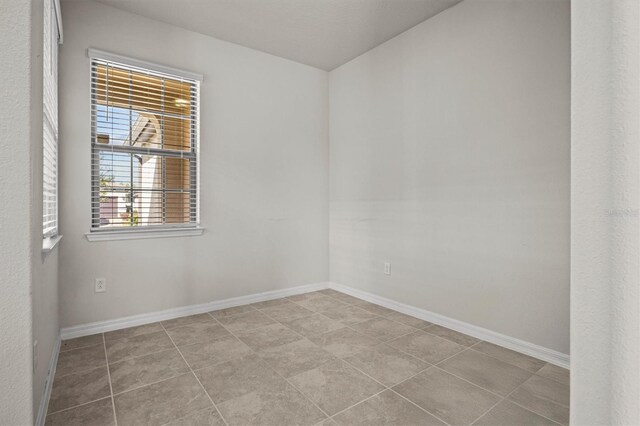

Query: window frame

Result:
[42,0,63,253]
[86,49,204,241]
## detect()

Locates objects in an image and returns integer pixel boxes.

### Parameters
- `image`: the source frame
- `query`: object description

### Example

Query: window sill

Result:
[42,235,63,253]
[85,227,205,242]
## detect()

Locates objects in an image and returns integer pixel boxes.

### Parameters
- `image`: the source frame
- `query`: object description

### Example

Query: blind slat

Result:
[43,0,58,239]
[90,57,200,231]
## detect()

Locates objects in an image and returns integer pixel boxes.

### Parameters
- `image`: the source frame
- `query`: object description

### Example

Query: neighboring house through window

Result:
[88,51,201,235]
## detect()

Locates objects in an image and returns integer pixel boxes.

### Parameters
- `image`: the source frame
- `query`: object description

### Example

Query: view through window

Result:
[90,56,199,230]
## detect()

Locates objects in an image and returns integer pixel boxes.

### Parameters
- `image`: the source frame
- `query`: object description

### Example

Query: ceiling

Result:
[95,0,463,70]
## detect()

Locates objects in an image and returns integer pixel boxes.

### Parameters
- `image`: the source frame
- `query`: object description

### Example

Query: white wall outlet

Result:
[33,340,38,373]
[95,277,106,293]
[384,262,391,275]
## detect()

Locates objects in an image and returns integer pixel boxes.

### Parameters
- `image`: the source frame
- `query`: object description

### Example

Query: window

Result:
[89,51,201,236]
[43,0,61,248]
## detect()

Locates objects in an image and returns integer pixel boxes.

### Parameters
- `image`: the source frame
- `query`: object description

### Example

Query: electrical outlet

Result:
[95,277,106,293]
[384,262,391,275]
[33,340,38,373]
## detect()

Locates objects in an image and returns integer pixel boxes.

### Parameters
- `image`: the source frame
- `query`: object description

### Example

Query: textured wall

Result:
[571,0,640,423]
[0,0,36,423]
[330,0,570,353]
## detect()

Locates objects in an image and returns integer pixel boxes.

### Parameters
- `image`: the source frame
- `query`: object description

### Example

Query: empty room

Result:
[1,0,638,425]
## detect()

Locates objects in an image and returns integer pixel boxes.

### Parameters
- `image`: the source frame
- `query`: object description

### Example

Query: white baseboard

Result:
[59,280,569,369]
[329,282,570,369]
[60,282,330,340]
[35,334,61,426]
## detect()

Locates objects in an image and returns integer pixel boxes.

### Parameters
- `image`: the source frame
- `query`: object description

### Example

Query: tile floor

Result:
[46,289,570,426]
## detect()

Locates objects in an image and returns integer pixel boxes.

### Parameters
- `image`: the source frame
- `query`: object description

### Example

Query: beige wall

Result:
[59,0,329,327]
[329,0,570,353]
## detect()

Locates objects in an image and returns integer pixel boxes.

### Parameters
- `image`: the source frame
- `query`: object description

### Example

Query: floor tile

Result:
[109,348,189,394]
[295,295,348,312]
[284,313,344,338]
[317,289,342,297]
[161,313,216,330]
[216,379,326,426]
[345,344,429,387]
[106,330,174,363]
[536,363,570,386]
[425,325,481,347]
[249,298,290,309]
[260,302,315,322]
[329,293,368,305]
[48,366,111,414]
[509,375,569,425]
[473,400,558,425]
[194,353,284,404]
[165,407,226,426]
[385,311,432,329]
[321,305,378,326]
[288,359,384,415]
[351,317,416,342]
[104,323,164,343]
[45,397,114,426]
[333,390,445,426]
[258,338,336,378]
[472,341,547,373]
[389,330,465,364]
[393,368,500,426]
[236,323,304,351]
[209,304,256,320]
[114,373,212,426]
[165,321,230,347]
[287,292,327,302]
[216,309,276,333]
[353,302,397,316]
[56,344,107,377]
[316,418,338,426]
[308,327,379,358]
[439,350,533,396]
[179,335,253,370]
[60,334,103,353]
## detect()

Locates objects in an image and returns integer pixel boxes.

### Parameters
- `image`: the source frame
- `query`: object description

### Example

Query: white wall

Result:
[571,0,639,423]
[329,0,570,353]
[1,0,60,423]
[0,1,36,422]
[59,0,329,328]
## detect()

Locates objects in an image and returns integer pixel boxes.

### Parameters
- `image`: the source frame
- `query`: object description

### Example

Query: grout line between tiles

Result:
[58,341,103,354]
[470,370,564,426]
[244,295,452,423]
[44,396,113,417]
[388,385,453,426]
[159,321,230,426]
[208,311,335,422]
[323,388,389,421]
[504,399,565,425]
[252,304,392,389]
[102,334,119,426]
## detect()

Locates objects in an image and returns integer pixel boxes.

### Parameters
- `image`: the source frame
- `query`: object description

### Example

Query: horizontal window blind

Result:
[43,0,60,239]
[90,56,200,231]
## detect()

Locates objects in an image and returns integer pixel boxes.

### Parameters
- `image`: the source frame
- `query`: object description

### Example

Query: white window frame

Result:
[42,0,63,253]
[85,49,204,242]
